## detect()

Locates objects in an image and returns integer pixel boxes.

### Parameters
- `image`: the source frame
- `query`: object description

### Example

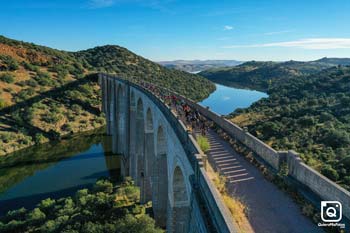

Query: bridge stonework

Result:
[99,74,238,233]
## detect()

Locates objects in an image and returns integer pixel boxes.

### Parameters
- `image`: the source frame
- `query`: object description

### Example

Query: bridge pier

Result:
[135,99,145,187]
[129,91,137,182]
[106,78,114,135]
[111,80,118,154]
[153,126,168,227]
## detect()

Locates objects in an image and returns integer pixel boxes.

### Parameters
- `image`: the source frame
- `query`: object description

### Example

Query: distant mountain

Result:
[314,57,350,66]
[0,35,215,155]
[200,60,336,92]
[158,60,243,73]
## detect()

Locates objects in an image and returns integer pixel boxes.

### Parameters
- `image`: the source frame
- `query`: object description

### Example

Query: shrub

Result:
[0,98,7,109]
[0,73,15,83]
[197,135,210,153]
[321,165,339,181]
[42,112,61,124]
[0,55,19,71]
[34,71,55,86]
[25,79,39,87]
[21,61,40,72]
[17,88,35,100]
[34,133,47,144]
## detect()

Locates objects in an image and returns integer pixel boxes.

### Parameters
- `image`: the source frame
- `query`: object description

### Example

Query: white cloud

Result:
[223,38,350,50]
[223,25,234,31]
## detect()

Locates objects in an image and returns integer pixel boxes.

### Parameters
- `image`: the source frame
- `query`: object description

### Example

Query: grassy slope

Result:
[206,63,350,190]
[0,35,215,155]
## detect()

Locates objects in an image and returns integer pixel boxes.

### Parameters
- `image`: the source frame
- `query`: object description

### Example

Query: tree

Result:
[323,129,350,148]
[321,165,339,181]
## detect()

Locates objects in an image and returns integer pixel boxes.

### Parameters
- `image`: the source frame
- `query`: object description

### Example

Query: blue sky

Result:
[1,0,350,61]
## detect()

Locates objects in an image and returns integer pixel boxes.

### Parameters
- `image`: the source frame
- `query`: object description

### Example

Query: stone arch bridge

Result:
[99,74,237,233]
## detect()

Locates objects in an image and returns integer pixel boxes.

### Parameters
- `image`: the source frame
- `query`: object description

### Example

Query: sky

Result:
[1,0,350,61]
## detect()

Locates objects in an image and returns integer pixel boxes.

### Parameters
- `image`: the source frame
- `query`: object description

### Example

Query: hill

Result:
[74,46,215,99]
[200,60,334,92]
[315,57,350,66]
[228,66,350,190]
[158,60,242,73]
[0,35,215,155]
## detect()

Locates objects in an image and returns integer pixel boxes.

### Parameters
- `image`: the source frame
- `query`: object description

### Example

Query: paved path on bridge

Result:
[206,130,323,233]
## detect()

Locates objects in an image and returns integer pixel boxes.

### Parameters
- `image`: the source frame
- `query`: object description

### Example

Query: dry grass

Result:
[230,112,265,127]
[206,163,254,233]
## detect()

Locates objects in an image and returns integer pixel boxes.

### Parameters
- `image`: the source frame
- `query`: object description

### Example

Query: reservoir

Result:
[0,129,121,215]
[199,83,268,115]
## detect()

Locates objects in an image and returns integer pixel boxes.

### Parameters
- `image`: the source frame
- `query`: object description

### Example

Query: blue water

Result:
[0,131,121,215]
[199,83,268,115]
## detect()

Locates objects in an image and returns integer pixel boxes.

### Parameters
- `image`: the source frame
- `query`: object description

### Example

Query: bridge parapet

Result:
[156,81,350,222]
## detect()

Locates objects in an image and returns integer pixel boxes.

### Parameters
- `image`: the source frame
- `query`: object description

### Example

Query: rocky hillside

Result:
[0,35,215,155]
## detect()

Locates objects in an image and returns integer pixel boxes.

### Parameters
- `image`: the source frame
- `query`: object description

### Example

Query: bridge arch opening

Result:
[135,98,145,186]
[146,108,153,131]
[153,125,168,227]
[172,165,190,233]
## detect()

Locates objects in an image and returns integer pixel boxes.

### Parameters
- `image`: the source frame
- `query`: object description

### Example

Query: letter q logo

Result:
[321,201,342,223]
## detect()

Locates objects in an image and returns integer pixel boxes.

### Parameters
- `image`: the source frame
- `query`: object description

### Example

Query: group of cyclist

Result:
[140,81,209,136]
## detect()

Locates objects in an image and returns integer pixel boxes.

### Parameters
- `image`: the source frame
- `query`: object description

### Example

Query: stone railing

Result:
[166,88,350,222]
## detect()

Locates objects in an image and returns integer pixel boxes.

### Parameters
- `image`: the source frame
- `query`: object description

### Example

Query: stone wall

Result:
[197,168,238,233]
[175,95,281,170]
[287,151,350,219]
[172,92,350,221]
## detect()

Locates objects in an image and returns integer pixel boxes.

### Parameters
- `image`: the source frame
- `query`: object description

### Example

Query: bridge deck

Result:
[169,99,322,232]
[206,129,322,233]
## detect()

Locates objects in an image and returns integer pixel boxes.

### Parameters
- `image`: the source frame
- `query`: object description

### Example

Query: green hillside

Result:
[0,36,215,155]
[200,60,333,92]
[229,66,350,190]
[74,45,215,100]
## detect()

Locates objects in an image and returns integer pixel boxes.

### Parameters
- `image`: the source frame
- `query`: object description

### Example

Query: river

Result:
[0,84,267,215]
